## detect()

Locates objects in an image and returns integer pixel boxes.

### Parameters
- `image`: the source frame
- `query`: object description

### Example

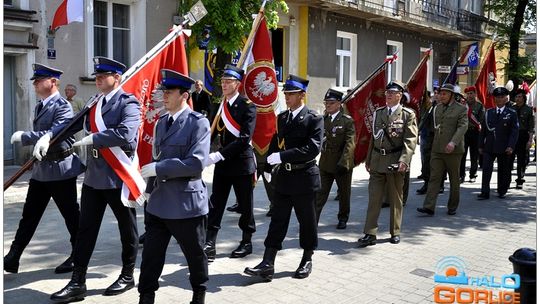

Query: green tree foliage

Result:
[485,0,536,85]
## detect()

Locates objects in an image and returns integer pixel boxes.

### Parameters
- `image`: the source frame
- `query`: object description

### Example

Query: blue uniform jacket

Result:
[21,93,84,182]
[145,109,211,219]
[479,107,519,154]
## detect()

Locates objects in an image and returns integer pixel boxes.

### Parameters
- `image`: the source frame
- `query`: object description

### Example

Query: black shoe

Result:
[226,203,240,213]
[389,236,400,244]
[4,245,23,274]
[244,261,274,282]
[334,195,340,201]
[497,193,507,199]
[416,185,427,195]
[469,177,476,183]
[447,209,457,215]
[516,184,523,189]
[55,256,74,274]
[139,232,146,245]
[139,292,155,304]
[51,267,87,302]
[358,234,377,248]
[416,207,434,216]
[230,242,252,258]
[336,220,347,230]
[417,174,426,180]
[293,260,312,279]
[381,202,390,208]
[266,208,273,217]
[190,289,205,304]
[459,177,465,184]
[439,187,444,194]
[477,193,490,200]
[103,274,135,296]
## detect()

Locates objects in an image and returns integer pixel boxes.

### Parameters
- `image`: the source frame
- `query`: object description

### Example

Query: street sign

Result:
[457,65,469,75]
[47,49,56,59]
[438,65,451,73]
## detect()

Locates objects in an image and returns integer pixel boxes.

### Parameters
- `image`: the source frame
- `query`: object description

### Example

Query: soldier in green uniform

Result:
[511,88,535,189]
[358,81,417,247]
[459,86,484,183]
[417,84,468,216]
[315,89,356,229]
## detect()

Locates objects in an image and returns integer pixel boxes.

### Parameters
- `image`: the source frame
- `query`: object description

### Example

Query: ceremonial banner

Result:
[474,44,497,109]
[345,64,388,165]
[406,49,431,118]
[51,0,83,30]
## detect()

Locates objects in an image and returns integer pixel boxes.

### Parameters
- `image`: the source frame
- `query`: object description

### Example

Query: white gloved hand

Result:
[263,172,272,183]
[206,152,223,166]
[10,131,24,144]
[143,192,151,201]
[267,152,282,165]
[141,162,157,178]
[73,134,93,147]
[33,132,52,161]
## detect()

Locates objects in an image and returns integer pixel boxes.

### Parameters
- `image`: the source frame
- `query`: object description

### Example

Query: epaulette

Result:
[57,97,69,105]
[278,110,288,117]
[507,107,517,113]
[307,109,319,116]
[342,113,353,119]
[402,107,414,114]
[245,99,252,104]
[190,111,205,119]
[375,106,387,112]
[159,113,168,119]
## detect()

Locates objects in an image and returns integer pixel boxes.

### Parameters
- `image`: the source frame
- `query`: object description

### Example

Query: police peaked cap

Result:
[492,86,510,97]
[92,56,127,75]
[222,64,244,81]
[283,75,309,92]
[158,69,195,90]
[324,88,344,102]
[30,63,63,80]
[386,81,406,93]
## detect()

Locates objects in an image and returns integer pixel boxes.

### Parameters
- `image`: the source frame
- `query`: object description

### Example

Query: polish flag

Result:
[51,0,83,31]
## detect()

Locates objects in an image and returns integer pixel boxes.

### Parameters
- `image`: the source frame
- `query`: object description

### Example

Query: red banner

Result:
[121,31,190,166]
[345,64,388,165]
[241,17,278,156]
[474,44,497,109]
[406,50,430,118]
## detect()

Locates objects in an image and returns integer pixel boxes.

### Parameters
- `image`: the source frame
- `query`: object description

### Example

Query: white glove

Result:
[141,163,157,178]
[73,134,93,147]
[33,132,52,161]
[263,172,272,183]
[206,152,223,166]
[143,192,151,201]
[267,152,282,165]
[10,131,24,144]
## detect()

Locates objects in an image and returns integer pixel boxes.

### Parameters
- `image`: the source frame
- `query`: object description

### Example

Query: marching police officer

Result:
[478,85,519,199]
[315,88,356,229]
[511,88,534,189]
[245,75,323,280]
[417,84,468,216]
[358,81,417,247]
[138,70,210,304]
[37,57,141,302]
[459,86,484,183]
[5,64,84,274]
[203,64,257,261]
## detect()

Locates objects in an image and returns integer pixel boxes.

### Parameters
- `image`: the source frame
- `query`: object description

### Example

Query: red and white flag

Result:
[405,49,431,118]
[474,44,497,109]
[51,0,83,30]
[241,17,278,156]
[345,63,388,165]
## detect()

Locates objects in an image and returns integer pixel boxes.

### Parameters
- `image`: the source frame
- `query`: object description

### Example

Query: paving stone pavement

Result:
[3,151,536,303]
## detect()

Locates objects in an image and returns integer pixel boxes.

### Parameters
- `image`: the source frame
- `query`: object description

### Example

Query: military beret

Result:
[464,86,476,93]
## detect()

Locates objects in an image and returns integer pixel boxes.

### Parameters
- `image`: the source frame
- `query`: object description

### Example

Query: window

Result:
[336,31,357,88]
[93,0,130,66]
[386,40,402,82]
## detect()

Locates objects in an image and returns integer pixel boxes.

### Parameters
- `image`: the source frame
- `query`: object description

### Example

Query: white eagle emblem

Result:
[249,71,276,101]
[487,72,496,94]
[144,89,166,123]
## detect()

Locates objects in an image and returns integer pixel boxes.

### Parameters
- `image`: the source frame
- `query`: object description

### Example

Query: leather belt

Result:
[282,159,316,171]
[43,148,74,161]
[159,175,201,183]
[374,146,403,156]
[91,148,133,159]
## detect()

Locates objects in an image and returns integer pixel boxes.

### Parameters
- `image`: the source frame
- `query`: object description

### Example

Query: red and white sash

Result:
[220,101,241,137]
[89,98,146,207]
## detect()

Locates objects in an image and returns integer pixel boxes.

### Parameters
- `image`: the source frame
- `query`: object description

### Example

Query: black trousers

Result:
[264,191,318,251]
[12,178,79,252]
[208,173,256,235]
[512,130,531,184]
[481,152,513,196]
[256,164,275,207]
[460,129,480,179]
[73,185,138,268]
[138,212,208,294]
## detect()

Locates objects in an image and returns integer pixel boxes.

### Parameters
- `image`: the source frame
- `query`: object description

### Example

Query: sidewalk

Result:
[3,152,536,303]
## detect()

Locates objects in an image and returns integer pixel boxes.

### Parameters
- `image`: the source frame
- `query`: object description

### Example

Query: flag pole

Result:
[472,41,496,85]
[406,48,431,85]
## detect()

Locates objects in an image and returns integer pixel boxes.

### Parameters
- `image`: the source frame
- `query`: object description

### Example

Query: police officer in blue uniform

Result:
[478,86,519,199]
[245,75,324,281]
[137,70,210,304]
[40,57,141,302]
[5,64,84,274]
[203,64,257,261]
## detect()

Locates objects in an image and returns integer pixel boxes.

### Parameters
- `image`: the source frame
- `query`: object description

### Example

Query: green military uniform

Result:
[363,105,417,237]
[512,101,535,187]
[315,110,356,223]
[421,98,468,213]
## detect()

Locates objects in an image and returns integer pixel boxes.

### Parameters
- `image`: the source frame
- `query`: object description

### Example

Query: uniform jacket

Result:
[468,100,485,129]
[21,93,84,182]
[191,90,212,116]
[53,88,141,189]
[214,94,257,176]
[479,107,519,154]
[512,104,535,134]
[145,109,210,220]
[319,111,356,173]
[266,106,324,195]
[366,105,417,173]
[431,101,468,154]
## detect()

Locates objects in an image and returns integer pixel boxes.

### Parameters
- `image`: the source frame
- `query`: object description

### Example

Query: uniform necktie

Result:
[166,116,174,131]
[36,101,43,114]
[287,111,293,124]
[101,96,107,108]
[388,108,392,116]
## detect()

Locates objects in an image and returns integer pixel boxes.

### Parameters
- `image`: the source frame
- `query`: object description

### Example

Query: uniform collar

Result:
[387,104,399,113]
[290,104,305,119]
[168,104,189,122]
[41,91,60,107]
[104,86,121,103]
[227,92,240,105]
[496,106,505,113]
[330,111,339,122]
